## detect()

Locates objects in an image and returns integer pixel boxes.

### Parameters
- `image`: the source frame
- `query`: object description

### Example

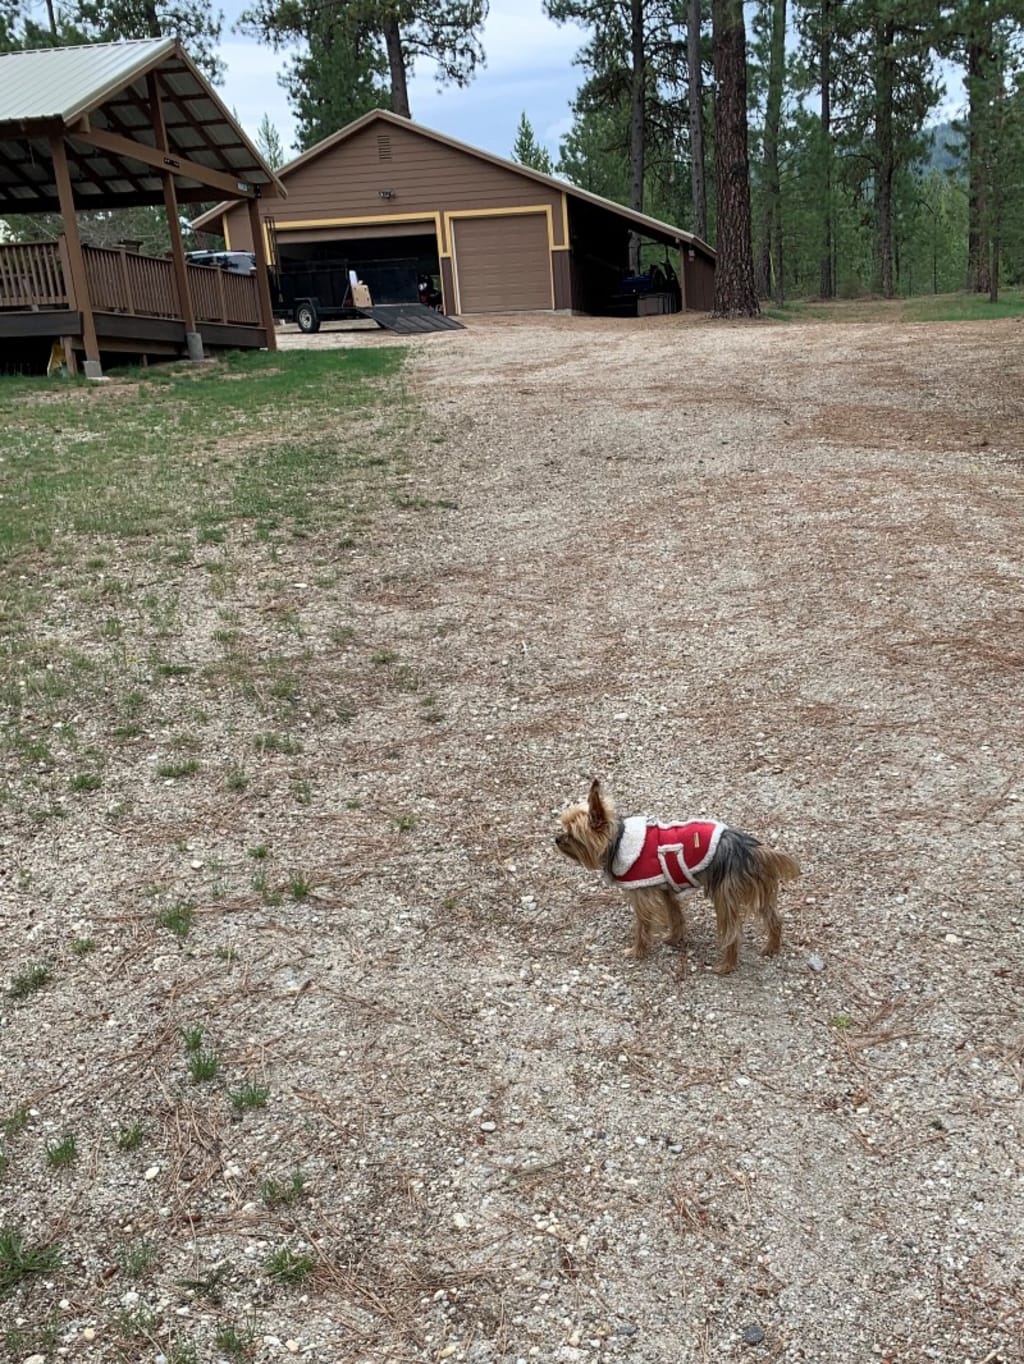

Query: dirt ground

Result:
[3,311,1024,1364]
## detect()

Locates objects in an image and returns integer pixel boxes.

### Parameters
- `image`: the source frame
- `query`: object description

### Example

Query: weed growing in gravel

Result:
[831,1014,854,1030]
[229,1082,269,1115]
[69,771,102,792]
[3,1318,59,1355]
[156,758,200,779]
[181,1024,205,1052]
[188,1049,221,1084]
[292,778,312,805]
[260,1170,307,1208]
[116,1122,146,1152]
[159,902,194,939]
[214,1316,257,1359]
[2,1106,29,1139]
[254,732,302,755]
[8,963,51,999]
[0,1149,8,1178]
[45,1134,77,1169]
[288,873,312,900]
[164,1339,199,1364]
[249,844,269,861]
[225,767,249,792]
[394,813,417,832]
[214,945,238,963]
[156,662,193,678]
[70,936,96,955]
[265,1244,316,1284]
[116,1240,156,1278]
[0,1225,62,1294]
[114,1299,159,1340]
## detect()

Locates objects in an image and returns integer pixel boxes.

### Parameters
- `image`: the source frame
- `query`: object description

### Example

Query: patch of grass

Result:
[254,732,302,756]
[155,662,194,678]
[265,1244,316,1285]
[229,1082,270,1115]
[371,648,398,665]
[45,1134,77,1169]
[70,936,96,955]
[214,1316,258,1359]
[291,778,312,806]
[116,1122,146,1152]
[225,767,249,792]
[288,874,312,901]
[156,757,200,779]
[831,1013,854,1030]
[181,1024,205,1054]
[261,1169,307,1209]
[116,1239,157,1278]
[188,1049,221,1084]
[2,1106,29,1140]
[69,771,102,792]
[394,813,417,833]
[0,1225,62,1295]
[248,844,269,861]
[2,1317,60,1355]
[159,902,194,939]
[9,962,51,1000]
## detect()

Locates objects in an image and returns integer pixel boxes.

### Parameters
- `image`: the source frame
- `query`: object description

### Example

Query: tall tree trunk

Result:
[874,18,895,298]
[383,17,412,118]
[756,0,785,302]
[966,26,993,293]
[687,0,707,240]
[712,0,759,316]
[628,0,646,272]
[818,0,834,298]
[143,1,162,37]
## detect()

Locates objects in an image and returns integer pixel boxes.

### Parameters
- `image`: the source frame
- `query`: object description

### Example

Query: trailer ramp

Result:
[355,303,464,334]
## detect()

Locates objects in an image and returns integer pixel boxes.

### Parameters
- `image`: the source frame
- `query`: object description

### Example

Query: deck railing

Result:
[84,245,178,317]
[0,240,262,328]
[0,241,68,309]
[187,263,261,325]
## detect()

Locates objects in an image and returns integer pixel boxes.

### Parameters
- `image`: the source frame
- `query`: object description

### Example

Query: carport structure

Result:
[0,38,284,375]
[192,109,715,320]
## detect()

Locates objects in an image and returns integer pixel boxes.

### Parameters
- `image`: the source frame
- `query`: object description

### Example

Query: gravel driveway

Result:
[4,311,1023,1364]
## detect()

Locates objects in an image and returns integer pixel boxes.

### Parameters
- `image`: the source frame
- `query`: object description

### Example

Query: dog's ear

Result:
[588,779,608,829]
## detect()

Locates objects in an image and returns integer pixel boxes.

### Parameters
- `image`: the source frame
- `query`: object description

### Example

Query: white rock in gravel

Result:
[480,1121,496,1132]
[452,1212,468,1229]
[23,1354,46,1364]
[944,933,963,945]
[143,1165,160,1181]
[82,1328,96,1341]
[806,953,826,972]
[285,1341,300,1353]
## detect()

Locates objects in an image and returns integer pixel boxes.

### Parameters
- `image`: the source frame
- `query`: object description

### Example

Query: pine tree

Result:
[74,0,224,81]
[711,0,759,315]
[241,0,487,123]
[255,113,286,168]
[512,113,554,173]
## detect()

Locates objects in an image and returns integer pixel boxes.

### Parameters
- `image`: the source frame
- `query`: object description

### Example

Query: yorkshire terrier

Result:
[555,780,801,973]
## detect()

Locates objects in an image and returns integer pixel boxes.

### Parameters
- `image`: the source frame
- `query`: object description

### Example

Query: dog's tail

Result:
[754,846,801,884]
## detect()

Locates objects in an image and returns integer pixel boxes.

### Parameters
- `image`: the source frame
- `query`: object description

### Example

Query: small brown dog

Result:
[555,780,800,972]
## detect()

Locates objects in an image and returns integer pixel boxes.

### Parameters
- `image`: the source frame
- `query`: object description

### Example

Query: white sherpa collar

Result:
[611,815,649,877]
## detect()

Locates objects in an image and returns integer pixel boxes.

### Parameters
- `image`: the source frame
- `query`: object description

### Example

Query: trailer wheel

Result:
[296,302,321,334]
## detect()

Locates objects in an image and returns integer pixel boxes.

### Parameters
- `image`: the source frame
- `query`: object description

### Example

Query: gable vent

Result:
[377,134,392,161]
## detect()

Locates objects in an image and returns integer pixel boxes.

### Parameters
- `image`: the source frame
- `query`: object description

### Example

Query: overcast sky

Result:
[218,0,585,161]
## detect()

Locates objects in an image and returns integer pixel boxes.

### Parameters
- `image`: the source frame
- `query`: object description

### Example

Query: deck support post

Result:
[50,133,101,376]
[247,196,277,351]
[148,73,203,361]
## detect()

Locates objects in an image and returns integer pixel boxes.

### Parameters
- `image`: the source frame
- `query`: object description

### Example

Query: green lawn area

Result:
[761,287,1024,324]
[0,346,409,800]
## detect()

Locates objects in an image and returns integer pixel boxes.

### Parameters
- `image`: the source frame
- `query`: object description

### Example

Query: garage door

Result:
[453,214,553,313]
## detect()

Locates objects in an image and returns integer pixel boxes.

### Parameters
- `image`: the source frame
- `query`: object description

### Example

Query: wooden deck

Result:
[0,240,269,366]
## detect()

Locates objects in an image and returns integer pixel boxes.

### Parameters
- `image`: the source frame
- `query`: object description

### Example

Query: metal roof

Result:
[0,40,285,214]
[0,38,176,124]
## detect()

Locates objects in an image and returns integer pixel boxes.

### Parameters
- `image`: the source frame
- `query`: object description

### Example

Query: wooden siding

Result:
[552,250,573,310]
[452,214,552,313]
[223,120,566,256]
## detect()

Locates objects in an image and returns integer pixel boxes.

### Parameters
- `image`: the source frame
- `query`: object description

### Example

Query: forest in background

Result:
[1,0,1022,310]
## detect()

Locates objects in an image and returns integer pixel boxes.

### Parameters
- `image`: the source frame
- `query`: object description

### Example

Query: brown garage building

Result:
[192,109,715,318]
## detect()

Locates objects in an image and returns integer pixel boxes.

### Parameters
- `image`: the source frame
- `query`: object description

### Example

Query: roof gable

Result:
[193,108,713,258]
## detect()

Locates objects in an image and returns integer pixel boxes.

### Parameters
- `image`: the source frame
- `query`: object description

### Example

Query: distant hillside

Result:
[920,121,964,174]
